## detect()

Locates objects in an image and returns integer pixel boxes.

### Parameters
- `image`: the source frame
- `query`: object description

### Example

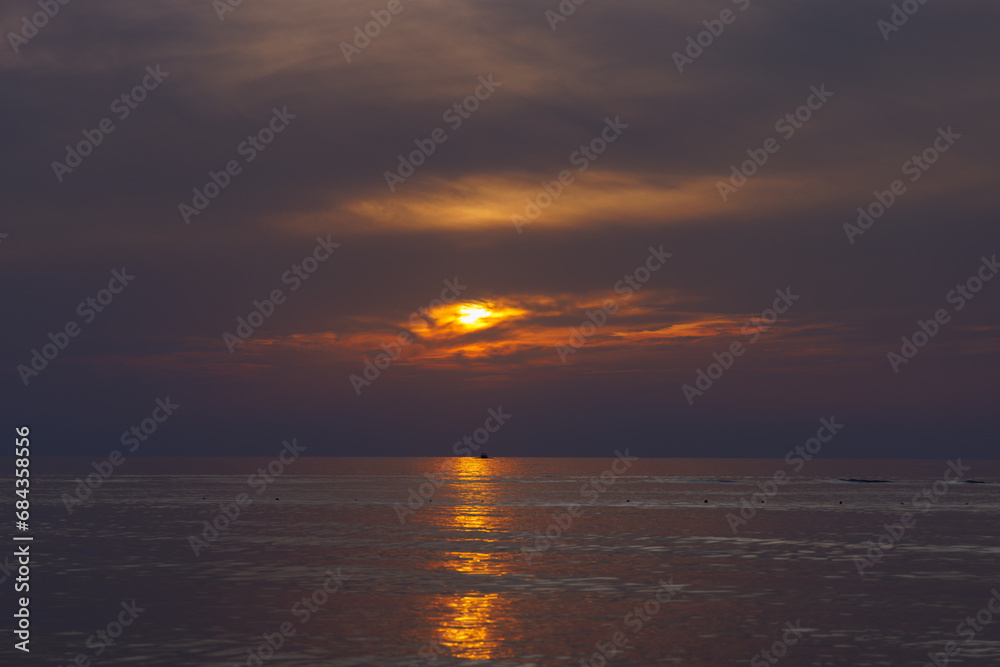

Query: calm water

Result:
[6,457,1000,666]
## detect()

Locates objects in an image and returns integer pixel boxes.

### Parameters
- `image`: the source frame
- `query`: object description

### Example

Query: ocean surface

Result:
[6,457,1000,666]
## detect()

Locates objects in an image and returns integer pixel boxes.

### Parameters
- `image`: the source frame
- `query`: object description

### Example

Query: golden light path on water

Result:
[435,457,510,660]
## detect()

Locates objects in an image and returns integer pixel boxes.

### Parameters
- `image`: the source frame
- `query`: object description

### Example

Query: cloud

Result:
[2,0,999,455]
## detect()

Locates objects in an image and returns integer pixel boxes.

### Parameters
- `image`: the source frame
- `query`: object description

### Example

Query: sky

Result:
[2,0,998,458]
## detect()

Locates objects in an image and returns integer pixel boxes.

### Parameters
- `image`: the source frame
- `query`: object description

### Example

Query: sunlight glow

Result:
[409,301,527,335]
[457,305,493,326]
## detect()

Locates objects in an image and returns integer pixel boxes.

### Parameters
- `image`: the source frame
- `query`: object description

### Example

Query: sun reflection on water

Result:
[433,457,511,660]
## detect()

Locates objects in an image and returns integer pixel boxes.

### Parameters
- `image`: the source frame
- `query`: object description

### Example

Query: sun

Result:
[408,300,526,338]
[457,305,493,326]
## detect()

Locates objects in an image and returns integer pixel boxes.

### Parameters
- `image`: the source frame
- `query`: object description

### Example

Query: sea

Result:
[6,457,1000,666]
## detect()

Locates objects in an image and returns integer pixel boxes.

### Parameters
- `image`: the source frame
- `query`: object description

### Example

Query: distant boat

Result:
[480,453,489,459]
